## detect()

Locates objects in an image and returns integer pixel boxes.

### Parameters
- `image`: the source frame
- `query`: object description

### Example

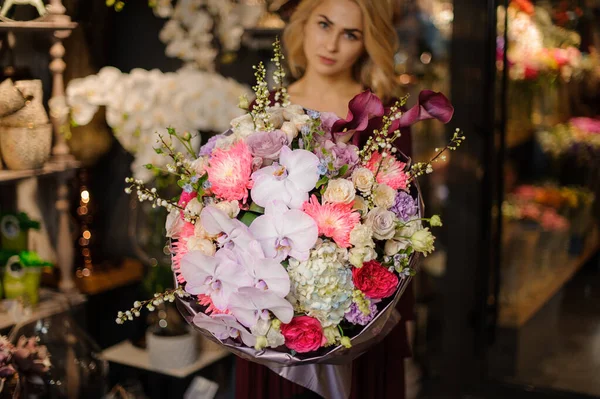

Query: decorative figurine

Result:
[0,0,47,18]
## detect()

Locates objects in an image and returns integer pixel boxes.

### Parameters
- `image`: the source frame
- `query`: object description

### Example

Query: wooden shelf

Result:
[0,157,80,183]
[0,15,77,32]
[102,337,230,379]
[498,229,600,328]
[75,258,144,295]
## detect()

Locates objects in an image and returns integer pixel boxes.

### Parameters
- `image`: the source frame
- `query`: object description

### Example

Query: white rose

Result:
[372,184,396,209]
[366,207,397,240]
[230,113,255,138]
[353,196,369,217]
[186,237,216,256]
[384,239,409,256]
[165,208,184,238]
[212,200,240,218]
[352,168,375,193]
[290,114,311,130]
[267,107,285,129]
[349,224,374,248]
[280,121,299,142]
[323,179,355,204]
[185,197,203,217]
[349,246,377,267]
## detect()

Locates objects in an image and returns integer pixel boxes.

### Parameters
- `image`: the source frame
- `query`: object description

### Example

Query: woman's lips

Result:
[318,56,336,66]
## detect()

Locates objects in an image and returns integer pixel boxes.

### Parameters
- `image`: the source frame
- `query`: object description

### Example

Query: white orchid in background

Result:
[250,147,321,209]
[155,0,265,71]
[64,66,251,182]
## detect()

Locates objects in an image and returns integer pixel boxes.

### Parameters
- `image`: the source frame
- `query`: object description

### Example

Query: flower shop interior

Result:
[0,0,598,398]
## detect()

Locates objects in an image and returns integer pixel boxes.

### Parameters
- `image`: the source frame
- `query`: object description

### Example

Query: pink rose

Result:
[352,260,399,299]
[281,316,326,353]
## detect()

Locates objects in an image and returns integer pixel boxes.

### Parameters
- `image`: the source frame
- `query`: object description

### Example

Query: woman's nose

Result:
[325,32,339,53]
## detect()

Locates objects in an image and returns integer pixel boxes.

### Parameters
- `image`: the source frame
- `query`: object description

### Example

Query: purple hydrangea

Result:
[344,300,379,326]
[390,191,418,221]
[316,140,359,177]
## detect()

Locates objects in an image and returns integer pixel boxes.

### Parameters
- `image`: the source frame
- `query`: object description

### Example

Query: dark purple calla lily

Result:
[331,90,385,143]
[392,90,454,130]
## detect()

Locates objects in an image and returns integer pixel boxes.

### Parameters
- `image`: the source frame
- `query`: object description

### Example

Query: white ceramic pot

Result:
[146,328,199,370]
[0,123,52,170]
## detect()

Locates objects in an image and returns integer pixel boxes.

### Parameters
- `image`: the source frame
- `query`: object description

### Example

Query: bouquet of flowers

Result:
[0,335,51,397]
[116,40,462,394]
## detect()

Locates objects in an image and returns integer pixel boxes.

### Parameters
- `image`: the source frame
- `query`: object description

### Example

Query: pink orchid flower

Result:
[249,201,318,262]
[180,248,253,311]
[228,287,294,328]
[193,313,256,347]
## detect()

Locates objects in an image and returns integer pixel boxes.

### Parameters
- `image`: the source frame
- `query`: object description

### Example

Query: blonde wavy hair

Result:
[283,0,399,102]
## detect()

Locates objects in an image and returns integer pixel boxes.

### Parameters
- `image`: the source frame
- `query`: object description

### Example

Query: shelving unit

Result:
[498,228,600,328]
[0,0,79,292]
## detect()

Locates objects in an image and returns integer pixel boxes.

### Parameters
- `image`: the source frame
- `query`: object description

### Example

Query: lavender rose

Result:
[245,130,289,160]
[390,191,418,221]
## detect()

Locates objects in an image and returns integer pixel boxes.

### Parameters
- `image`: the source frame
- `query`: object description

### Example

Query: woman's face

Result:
[303,0,365,78]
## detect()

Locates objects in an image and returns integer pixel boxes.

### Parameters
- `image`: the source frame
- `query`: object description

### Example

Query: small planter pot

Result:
[146,327,199,370]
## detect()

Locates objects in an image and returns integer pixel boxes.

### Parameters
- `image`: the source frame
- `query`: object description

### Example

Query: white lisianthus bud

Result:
[165,208,185,238]
[352,168,375,193]
[323,179,356,204]
[430,215,442,227]
[410,228,435,256]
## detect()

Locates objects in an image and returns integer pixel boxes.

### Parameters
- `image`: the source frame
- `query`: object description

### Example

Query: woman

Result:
[236,0,415,398]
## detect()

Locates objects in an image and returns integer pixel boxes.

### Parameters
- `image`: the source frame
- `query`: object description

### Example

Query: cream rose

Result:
[185,197,203,217]
[283,104,305,120]
[212,200,240,218]
[352,168,375,193]
[353,196,369,216]
[186,236,216,256]
[372,184,396,209]
[323,179,356,204]
[349,224,374,248]
[190,157,208,176]
[384,239,409,256]
[366,207,397,240]
[410,228,435,256]
[280,121,299,142]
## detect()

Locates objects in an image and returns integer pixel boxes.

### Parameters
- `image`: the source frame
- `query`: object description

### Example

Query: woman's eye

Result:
[345,32,358,41]
[318,21,329,29]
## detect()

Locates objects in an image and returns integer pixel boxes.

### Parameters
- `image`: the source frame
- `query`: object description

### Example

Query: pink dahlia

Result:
[207,140,253,203]
[366,152,408,190]
[302,195,360,248]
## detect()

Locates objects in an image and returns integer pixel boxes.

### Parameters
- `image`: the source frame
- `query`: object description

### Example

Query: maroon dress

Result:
[236,94,415,399]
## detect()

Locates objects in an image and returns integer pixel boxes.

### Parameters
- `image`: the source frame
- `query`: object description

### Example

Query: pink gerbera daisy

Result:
[172,221,195,284]
[206,140,253,203]
[197,294,231,315]
[365,152,408,190]
[302,195,360,248]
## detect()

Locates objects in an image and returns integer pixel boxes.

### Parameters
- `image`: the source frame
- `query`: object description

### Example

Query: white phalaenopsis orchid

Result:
[193,313,256,347]
[250,146,320,209]
[201,206,254,250]
[179,248,253,311]
[232,241,291,298]
[228,287,294,328]
[249,201,318,261]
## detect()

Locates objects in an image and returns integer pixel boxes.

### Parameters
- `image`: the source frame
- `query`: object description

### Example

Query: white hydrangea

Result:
[287,240,354,327]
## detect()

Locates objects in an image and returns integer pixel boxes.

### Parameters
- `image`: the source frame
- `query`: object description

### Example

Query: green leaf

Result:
[316,176,329,189]
[337,164,349,177]
[144,164,153,170]
[177,180,186,188]
[154,147,164,155]
[239,211,260,227]
[248,203,265,214]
